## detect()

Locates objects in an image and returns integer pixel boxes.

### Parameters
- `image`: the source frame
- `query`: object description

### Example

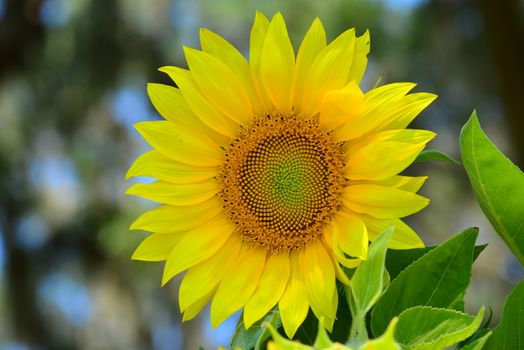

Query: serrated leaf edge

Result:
[372,228,478,331]
[397,305,485,348]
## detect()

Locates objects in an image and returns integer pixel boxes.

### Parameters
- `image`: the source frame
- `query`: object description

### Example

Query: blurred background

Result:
[0,0,523,348]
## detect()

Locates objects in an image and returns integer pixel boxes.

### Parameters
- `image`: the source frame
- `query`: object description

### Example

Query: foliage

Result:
[371,228,477,335]
[231,309,281,350]
[484,281,524,349]
[460,111,524,266]
[415,149,461,165]
[394,306,485,349]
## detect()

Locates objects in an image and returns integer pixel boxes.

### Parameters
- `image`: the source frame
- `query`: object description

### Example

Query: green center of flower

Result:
[221,114,345,253]
[268,155,308,208]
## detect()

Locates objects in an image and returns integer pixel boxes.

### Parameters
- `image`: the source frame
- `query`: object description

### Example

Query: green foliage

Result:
[460,111,524,265]
[484,280,524,349]
[359,319,400,350]
[350,226,393,314]
[395,306,485,350]
[385,244,486,280]
[313,319,335,348]
[385,247,430,280]
[230,309,280,350]
[415,149,461,165]
[462,332,493,350]
[349,227,393,342]
[371,228,478,336]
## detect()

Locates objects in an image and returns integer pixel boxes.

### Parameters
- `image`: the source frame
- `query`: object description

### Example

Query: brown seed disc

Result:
[220,114,345,253]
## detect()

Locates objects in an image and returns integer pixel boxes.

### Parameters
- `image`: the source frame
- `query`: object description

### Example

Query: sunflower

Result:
[126,12,436,338]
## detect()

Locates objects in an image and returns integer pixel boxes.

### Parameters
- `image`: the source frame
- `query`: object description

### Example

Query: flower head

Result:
[126,12,436,338]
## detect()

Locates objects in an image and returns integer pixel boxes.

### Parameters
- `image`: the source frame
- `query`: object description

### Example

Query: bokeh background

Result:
[0,0,523,348]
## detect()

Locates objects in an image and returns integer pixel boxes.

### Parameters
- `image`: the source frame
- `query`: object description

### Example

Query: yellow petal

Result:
[260,12,295,113]
[146,83,187,124]
[301,28,357,117]
[319,81,364,132]
[347,30,370,83]
[375,92,437,132]
[179,234,241,312]
[332,212,368,259]
[147,83,228,145]
[345,128,436,171]
[249,11,275,111]
[391,175,427,193]
[134,121,223,167]
[279,251,310,338]
[322,235,351,285]
[344,142,427,181]
[147,83,195,124]
[353,175,427,193]
[159,66,239,139]
[323,227,361,269]
[184,47,253,125]
[125,150,218,184]
[362,82,416,111]
[293,18,326,113]
[244,253,290,328]
[332,258,351,285]
[200,28,264,114]
[132,232,184,261]
[309,288,336,332]
[334,82,416,141]
[129,197,223,233]
[334,252,361,269]
[361,128,436,145]
[126,180,218,206]
[300,241,337,320]
[210,247,266,328]
[182,288,215,322]
[343,184,429,219]
[162,217,234,285]
[360,215,424,249]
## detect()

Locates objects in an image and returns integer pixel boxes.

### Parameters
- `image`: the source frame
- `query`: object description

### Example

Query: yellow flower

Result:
[126,12,436,338]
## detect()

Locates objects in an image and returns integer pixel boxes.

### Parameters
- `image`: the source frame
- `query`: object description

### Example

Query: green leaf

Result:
[460,111,524,266]
[459,307,493,347]
[358,318,400,350]
[266,323,312,350]
[484,280,524,349]
[395,306,485,350]
[230,309,280,350]
[461,331,492,350]
[349,227,393,342]
[448,291,466,312]
[386,244,487,281]
[385,247,431,281]
[351,226,394,314]
[415,149,461,165]
[314,318,335,348]
[371,228,478,336]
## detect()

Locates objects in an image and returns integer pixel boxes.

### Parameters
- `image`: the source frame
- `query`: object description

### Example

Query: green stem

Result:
[349,312,368,343]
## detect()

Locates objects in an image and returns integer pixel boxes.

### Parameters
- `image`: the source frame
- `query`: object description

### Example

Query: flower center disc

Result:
[221,115,345,253]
